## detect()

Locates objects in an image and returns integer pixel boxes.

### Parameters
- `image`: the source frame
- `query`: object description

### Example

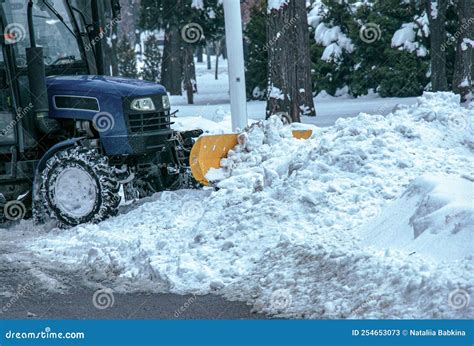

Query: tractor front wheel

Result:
[37,147,121,227]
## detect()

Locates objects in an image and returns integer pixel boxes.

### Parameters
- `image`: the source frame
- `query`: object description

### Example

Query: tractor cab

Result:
[0,0,198,226]
[0,1,91,158]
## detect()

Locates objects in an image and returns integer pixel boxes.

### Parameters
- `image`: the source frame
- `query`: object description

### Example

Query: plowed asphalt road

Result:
[0,240,264,320]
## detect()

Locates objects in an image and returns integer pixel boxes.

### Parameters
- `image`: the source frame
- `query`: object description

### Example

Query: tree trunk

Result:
[215,39,221,80]
[189,47,197,93]
[196,46,203,63]
[206,44,212,70]
[183,45,195,104]
[108,19,119,76]
[426,0,448,91]
[452,0,474,101]
[161,24,183,95]
[221,39,227,60]
[266,0,316,121]
[191,55,197,93]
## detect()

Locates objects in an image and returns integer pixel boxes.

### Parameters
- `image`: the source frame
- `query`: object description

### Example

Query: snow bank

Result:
[172,115,232,134]
[360,175,474,261]
[7,92,474,319]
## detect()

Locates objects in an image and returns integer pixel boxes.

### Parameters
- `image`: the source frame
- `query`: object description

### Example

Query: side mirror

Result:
[111,0,121,20]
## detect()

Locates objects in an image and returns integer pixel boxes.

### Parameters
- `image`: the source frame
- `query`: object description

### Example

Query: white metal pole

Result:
[223,0,248,132]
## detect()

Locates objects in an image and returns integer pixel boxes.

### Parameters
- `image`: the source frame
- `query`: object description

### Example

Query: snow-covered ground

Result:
[1,59,472,319]
[360,175,473,262]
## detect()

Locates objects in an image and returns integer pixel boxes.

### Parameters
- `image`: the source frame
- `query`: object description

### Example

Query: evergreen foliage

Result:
[245,0,464,99]
[244,1,267,99]
[117,35,138,78]
[141,34,162,82]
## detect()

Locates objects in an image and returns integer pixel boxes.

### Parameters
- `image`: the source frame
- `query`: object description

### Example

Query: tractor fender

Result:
[35,137,85,175]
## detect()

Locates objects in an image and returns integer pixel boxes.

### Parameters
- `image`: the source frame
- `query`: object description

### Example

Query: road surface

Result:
[0,291,264,320]
[0,242,264,319]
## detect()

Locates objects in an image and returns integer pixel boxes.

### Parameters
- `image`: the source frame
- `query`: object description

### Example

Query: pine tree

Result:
[245,1,267,100]
[355,0,430,97]
[117,35,138,78]
[141,34,162,83]
[201,0,225,42]
[308,0,431,97]
[309,0,356,96]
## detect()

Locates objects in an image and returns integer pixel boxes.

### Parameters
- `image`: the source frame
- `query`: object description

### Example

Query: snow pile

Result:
[360,175,473,261]
[9,92,474,319]
[172,114,232,134]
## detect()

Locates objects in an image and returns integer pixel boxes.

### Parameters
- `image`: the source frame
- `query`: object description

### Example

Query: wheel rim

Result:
[53,167,98,218]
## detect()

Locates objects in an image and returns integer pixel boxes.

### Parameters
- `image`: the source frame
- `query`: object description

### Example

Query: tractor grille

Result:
[123,94,173,134]
[127,111,172,133]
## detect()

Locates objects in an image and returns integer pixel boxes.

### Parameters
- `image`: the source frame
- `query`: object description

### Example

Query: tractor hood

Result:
[46,75,167,98]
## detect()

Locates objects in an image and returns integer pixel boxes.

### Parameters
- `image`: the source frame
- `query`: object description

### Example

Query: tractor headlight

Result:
[130,97,155,111]
[162,95,170,109]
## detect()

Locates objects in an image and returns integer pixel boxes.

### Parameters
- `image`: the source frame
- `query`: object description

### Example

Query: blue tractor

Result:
[0,0,201,226]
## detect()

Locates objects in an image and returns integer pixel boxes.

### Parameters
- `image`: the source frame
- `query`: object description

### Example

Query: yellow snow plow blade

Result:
[291,129,313,140]
[190,130,313,185]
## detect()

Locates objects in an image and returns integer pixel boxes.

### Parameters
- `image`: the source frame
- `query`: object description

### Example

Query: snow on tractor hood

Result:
[46,75,167,98]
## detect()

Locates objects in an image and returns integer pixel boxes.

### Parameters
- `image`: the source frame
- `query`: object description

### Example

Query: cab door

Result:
[0,41,18,178]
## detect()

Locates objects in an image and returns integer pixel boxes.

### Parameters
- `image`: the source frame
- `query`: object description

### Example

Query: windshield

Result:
[3,0,82,67]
